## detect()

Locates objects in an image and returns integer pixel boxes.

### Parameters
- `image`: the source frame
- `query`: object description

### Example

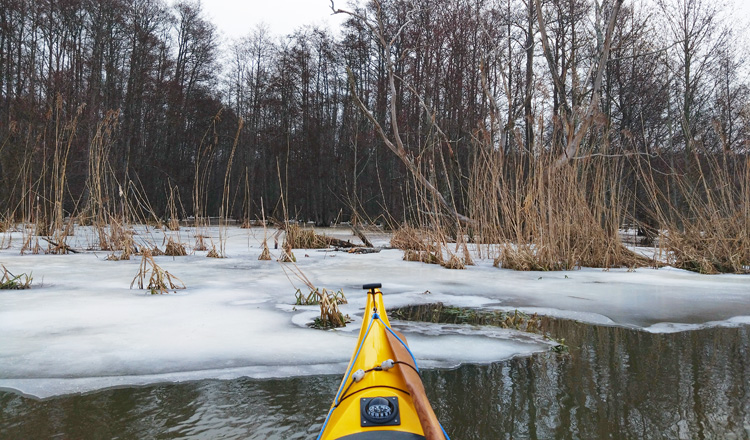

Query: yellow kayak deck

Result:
[318,284,447,440]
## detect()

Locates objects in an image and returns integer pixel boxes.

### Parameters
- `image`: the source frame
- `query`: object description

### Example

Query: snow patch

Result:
[1,225,749,398]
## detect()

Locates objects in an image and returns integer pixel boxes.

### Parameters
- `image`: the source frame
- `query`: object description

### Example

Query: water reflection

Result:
[1,322,748,439]
[422,321,750,439]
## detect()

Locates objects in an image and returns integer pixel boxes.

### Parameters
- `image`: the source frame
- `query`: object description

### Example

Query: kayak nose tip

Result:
[362,283,382,293]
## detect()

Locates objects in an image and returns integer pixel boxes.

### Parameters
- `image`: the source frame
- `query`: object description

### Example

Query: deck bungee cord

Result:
[317,284,451,440]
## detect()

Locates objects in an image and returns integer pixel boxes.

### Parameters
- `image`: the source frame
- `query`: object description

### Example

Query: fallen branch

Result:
[41,237,79,253]
[350,224,373,247]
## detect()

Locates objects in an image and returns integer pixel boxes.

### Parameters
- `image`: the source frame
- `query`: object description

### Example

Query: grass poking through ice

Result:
[0,265,32,289]
[130,252,185,295]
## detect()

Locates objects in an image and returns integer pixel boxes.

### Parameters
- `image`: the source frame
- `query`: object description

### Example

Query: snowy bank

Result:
[1,225,748,398]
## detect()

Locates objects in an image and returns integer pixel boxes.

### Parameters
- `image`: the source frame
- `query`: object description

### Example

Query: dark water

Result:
[2,321,749,439]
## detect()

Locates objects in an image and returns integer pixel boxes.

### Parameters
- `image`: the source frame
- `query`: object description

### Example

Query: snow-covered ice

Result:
[0,225,748,398]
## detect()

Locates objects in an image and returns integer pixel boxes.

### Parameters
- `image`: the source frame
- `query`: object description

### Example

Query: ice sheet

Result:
[1,225,748,398]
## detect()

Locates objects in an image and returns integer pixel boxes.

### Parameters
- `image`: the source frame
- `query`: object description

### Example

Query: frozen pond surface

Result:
[1,225,749,399]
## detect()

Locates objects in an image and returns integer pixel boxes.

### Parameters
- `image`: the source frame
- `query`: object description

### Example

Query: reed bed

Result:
[283,223,329,249]
[635,151,749,274]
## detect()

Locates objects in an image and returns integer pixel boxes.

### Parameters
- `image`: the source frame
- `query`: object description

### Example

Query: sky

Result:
[198,0,750,43]
[200,0,347,42]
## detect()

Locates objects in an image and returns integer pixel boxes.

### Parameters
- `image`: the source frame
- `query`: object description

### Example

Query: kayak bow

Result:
[317,283,448,440]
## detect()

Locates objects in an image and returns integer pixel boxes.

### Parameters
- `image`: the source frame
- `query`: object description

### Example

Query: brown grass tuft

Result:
[130,253,185,295]
[296,288,349,329]
[283,224,328,249]
[194,235,208,251]
[391,225,433,251]
[278,242,296,262]
[1,265,32,289]
[164,237,187,256]
[258,242,272,260]
[441,255,466,270]
[403,249,442,264]
[635,152,749,274]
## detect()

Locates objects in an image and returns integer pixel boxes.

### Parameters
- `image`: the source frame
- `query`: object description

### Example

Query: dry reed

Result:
[258,242,272,260]
[164,237,187,256]
[130,252,185,294]
[467,147,647,270]
[278,242,296,262]
[283,223,329,249]
[1,265,32,289]
[193,235,208,252]
[635,151,749,273]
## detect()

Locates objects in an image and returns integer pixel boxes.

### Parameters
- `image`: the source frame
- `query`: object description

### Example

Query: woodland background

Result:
[0,0,748,273]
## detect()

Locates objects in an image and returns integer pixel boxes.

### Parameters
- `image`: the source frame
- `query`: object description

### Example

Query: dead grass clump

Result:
[441,255,466,270]
[316,293,349,328]
[298,288,349,329]
[107,222,137,254]
[295,288,348,306]
[279,242,296,262]
[391,225,433,251]
[164,237,187,256]
[130,253,185,295]
[106,251,131,261]
[194,235,208,251]
[458,232,474,266]
[495,244,554,271]
[403,249,422,262]
[166,218,180,231]
[21,236,43,255]
[165,184,181,231]
[207,246,222,258]
[403,249,442,264]
[663,216,749,274]
[1,265,32,289]
[258,242,272,260]
[283,224,328,249]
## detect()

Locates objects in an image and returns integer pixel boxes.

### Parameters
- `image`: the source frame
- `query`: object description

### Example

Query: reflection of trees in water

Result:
[424,322,750,439]
[0,376,338,439]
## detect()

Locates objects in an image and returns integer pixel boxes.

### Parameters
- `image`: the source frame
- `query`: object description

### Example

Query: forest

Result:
[0,0,748,273]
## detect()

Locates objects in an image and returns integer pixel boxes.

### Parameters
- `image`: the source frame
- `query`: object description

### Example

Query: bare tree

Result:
[535,0,624,165]
[331,0,477,227]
